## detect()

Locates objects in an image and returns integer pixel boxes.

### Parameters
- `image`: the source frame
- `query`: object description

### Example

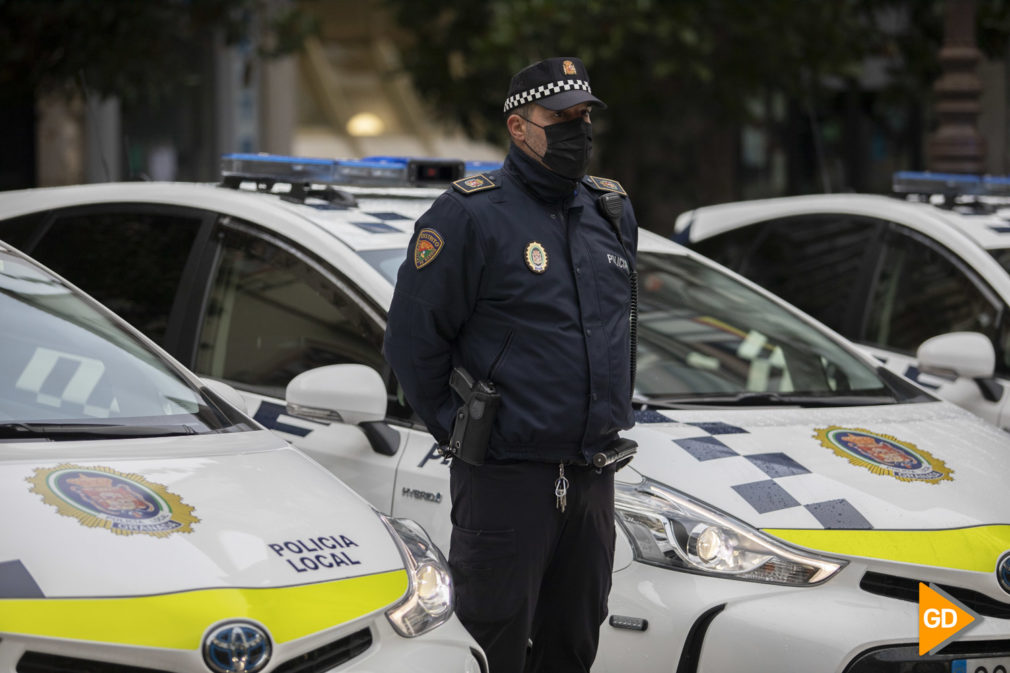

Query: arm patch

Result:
[452,173,501,195]
[582,175,627,196]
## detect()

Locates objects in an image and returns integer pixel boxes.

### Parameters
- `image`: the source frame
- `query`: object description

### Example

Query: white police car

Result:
[2,157,1010,672]
[0,241,484,672]
[675,172,1010,431]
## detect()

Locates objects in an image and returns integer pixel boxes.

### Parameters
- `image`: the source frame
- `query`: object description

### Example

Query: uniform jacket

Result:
[383,145,638,464]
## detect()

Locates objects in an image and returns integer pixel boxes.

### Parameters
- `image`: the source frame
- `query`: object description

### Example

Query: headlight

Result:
[615,477,844,585]
[381,515,454,637]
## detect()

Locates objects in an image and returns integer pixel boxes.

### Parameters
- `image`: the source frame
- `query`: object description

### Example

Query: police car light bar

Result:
[893,171,1010,198]
[220,153,498,188]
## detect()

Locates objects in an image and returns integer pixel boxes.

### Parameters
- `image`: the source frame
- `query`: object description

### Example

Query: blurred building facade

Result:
[13,1,1010,203]
[29,0,502,188]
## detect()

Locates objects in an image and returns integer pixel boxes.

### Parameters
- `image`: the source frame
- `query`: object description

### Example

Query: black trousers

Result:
[448,459,616,673]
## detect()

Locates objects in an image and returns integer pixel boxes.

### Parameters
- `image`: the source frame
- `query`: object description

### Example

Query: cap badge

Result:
[414,228,444,269]
[562,60,577,76]
[524,241,549,274]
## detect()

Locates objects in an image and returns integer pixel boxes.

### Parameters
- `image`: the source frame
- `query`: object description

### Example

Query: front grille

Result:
[17,652,171,673]
[273,628,372,673]
[17,628,372,673]
[861,571,1010,619]
[844,640,1010,673]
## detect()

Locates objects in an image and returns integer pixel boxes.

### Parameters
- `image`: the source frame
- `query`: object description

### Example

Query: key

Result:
[555,463,569,512]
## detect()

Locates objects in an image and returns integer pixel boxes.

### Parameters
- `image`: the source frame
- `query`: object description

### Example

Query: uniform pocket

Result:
[449,525,520,623]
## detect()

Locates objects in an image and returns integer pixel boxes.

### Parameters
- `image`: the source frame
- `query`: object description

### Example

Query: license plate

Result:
[951,657,1010,673]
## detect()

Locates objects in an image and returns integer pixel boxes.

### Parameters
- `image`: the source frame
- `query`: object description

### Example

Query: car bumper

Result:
[596,560,1010,673]
[0,612,485,673]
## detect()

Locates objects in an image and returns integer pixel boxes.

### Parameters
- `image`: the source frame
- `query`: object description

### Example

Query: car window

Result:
[866,229,1002,364]
[22,208,202,347]
[691,222,762,272]
[195,224,386,399]
[635,252,899,400]
[0,249,243,435]
[731,215,881,336]
[0,211,47,250]
[990,248,1010,276]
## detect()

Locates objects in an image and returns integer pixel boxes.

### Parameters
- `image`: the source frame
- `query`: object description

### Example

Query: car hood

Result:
[624,400,1010,570]
[0,431,408,646]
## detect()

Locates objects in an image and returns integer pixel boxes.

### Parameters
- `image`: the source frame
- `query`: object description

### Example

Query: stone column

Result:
[927,0,986,173]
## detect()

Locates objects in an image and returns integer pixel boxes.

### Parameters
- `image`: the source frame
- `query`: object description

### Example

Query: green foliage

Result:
[383,0,1010,221]
[384,0,880,142]
[0,0,317,103]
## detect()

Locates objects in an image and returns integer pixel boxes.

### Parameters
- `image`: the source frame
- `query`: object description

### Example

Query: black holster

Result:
[591,437,638,470]
[445,366,500,466]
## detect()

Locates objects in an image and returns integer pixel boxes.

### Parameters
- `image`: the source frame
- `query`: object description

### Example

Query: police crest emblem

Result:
[524,241,549,273]
[28,464,199,536]
[563,60,577,76]
[414,228,444,269]
[814,426,952,484]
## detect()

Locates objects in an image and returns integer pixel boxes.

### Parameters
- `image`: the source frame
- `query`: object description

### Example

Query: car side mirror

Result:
[286,364,387,426]
[916,331,1002,402]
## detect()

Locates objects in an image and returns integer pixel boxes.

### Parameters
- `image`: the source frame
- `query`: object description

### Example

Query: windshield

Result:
[363,246,921,406]
[635,252,914,404]
[0,249,249,438]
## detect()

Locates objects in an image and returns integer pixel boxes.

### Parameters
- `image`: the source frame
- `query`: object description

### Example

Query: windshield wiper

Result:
[0,422,198,441]
[645,392,897,408]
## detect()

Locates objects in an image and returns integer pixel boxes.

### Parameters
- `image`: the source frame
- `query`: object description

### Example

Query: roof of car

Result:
[677,192,1010,253]
[675,191,1010,304]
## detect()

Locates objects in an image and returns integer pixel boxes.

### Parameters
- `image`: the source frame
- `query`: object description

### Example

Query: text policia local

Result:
[269,534,362,573]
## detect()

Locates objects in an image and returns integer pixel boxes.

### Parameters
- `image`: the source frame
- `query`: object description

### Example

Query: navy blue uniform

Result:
[383,144,637,673]
[384,145,637,465]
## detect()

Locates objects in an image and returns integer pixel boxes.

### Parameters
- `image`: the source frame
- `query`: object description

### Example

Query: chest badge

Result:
[414,228,444,269]
[524,241,549,274]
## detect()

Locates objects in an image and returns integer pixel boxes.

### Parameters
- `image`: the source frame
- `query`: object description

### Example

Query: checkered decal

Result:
[504,79,594,112]
[672,421,873,530]
[349,211,413,234]
[14,349,120,418]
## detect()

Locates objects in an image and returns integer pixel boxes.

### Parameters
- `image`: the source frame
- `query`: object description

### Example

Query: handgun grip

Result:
[592,438,638,469]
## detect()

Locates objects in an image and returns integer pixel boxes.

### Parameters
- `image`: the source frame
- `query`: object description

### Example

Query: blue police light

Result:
[893,171,980,195]
[220,153,501,188]
[893,171,1010,198]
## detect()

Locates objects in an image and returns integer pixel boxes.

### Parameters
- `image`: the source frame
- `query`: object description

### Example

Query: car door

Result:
[190,218,452,546]
[858,226,1010,429]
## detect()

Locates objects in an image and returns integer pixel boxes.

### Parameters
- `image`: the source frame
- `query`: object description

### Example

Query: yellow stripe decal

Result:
[764,525,1010,573]
[0,570,408,649]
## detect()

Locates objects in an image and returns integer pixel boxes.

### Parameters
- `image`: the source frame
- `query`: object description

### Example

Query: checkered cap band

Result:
[504,78,593,113]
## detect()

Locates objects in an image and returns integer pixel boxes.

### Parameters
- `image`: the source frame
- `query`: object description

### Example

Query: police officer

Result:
[383,56,637,673]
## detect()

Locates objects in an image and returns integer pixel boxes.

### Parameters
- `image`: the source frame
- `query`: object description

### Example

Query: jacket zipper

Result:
[486,330,515,381]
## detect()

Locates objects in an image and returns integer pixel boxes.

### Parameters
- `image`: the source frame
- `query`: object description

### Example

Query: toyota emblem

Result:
[997,552,1010,596]
[202,622,272,673]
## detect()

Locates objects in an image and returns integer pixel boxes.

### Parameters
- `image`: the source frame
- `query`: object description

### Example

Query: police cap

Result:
[503,57,607,116]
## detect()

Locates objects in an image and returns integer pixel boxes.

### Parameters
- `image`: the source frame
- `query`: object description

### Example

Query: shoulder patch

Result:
[582,175,627,196]
[452,173,500,195]
[414,228,444,269]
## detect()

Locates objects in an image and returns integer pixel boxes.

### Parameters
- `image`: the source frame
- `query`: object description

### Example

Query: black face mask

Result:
[522,116,593,180]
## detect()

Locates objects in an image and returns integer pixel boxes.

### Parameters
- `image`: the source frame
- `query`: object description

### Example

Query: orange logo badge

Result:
[919,582,977,655]
[414,228,444,269]
[563,60,577,76]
